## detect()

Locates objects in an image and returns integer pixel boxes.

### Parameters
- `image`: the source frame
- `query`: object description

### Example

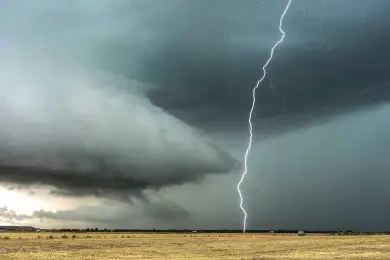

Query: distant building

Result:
[297,230,305,236]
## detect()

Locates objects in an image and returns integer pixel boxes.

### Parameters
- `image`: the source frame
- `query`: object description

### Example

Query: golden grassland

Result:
[1,232,390,259]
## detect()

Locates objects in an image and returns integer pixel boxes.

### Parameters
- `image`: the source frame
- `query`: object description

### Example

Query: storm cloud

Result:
[0,0,240,199]
[0,58,236,199]
[142,0,390,134]
[1,0,390,231]
[2,0,389,136]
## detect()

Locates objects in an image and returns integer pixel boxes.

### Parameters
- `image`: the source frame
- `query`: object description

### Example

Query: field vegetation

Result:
[1,232,390,259]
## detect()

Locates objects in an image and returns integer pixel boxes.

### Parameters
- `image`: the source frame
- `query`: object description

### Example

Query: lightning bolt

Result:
[237,0,293,233]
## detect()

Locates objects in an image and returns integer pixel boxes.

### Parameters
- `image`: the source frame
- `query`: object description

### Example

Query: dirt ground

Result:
[1,233,389,260]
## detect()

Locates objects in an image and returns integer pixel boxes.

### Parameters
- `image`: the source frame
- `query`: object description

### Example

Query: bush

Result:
[61,234,68,239]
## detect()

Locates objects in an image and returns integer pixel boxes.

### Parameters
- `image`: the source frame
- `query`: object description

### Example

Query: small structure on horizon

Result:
[297,230,305,236]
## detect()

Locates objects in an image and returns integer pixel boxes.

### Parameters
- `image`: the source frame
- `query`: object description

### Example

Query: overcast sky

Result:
[1,0,390,232]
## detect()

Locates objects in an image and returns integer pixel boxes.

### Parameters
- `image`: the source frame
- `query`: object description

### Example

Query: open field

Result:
[1,233,390,259]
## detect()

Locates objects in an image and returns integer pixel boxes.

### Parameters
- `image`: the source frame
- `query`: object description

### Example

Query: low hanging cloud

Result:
[0,198,190,227]
[0,57,236,200]
[0,207,33,223]
[32,199,190,226]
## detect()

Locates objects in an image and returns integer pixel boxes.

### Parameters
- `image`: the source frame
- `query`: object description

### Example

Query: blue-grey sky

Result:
[0,0,390,231]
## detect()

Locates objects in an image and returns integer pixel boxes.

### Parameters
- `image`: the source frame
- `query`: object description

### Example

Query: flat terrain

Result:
[1,233,390,259]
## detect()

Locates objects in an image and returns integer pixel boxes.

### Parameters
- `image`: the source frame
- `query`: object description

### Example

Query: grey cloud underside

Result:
[0,130,235,200]
[0,63,236,199]
[0,162,225,200]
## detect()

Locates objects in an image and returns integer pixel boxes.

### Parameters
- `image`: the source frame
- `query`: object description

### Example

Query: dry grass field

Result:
[1,232,390,259]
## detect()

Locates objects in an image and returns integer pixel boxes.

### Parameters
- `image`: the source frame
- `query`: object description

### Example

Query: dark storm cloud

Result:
[141,0,390,133]
[0,1,239,199]
[4,0,388,136]
[0,62,236,199]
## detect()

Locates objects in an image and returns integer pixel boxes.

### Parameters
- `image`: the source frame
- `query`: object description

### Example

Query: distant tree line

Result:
[44,228,390,235]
